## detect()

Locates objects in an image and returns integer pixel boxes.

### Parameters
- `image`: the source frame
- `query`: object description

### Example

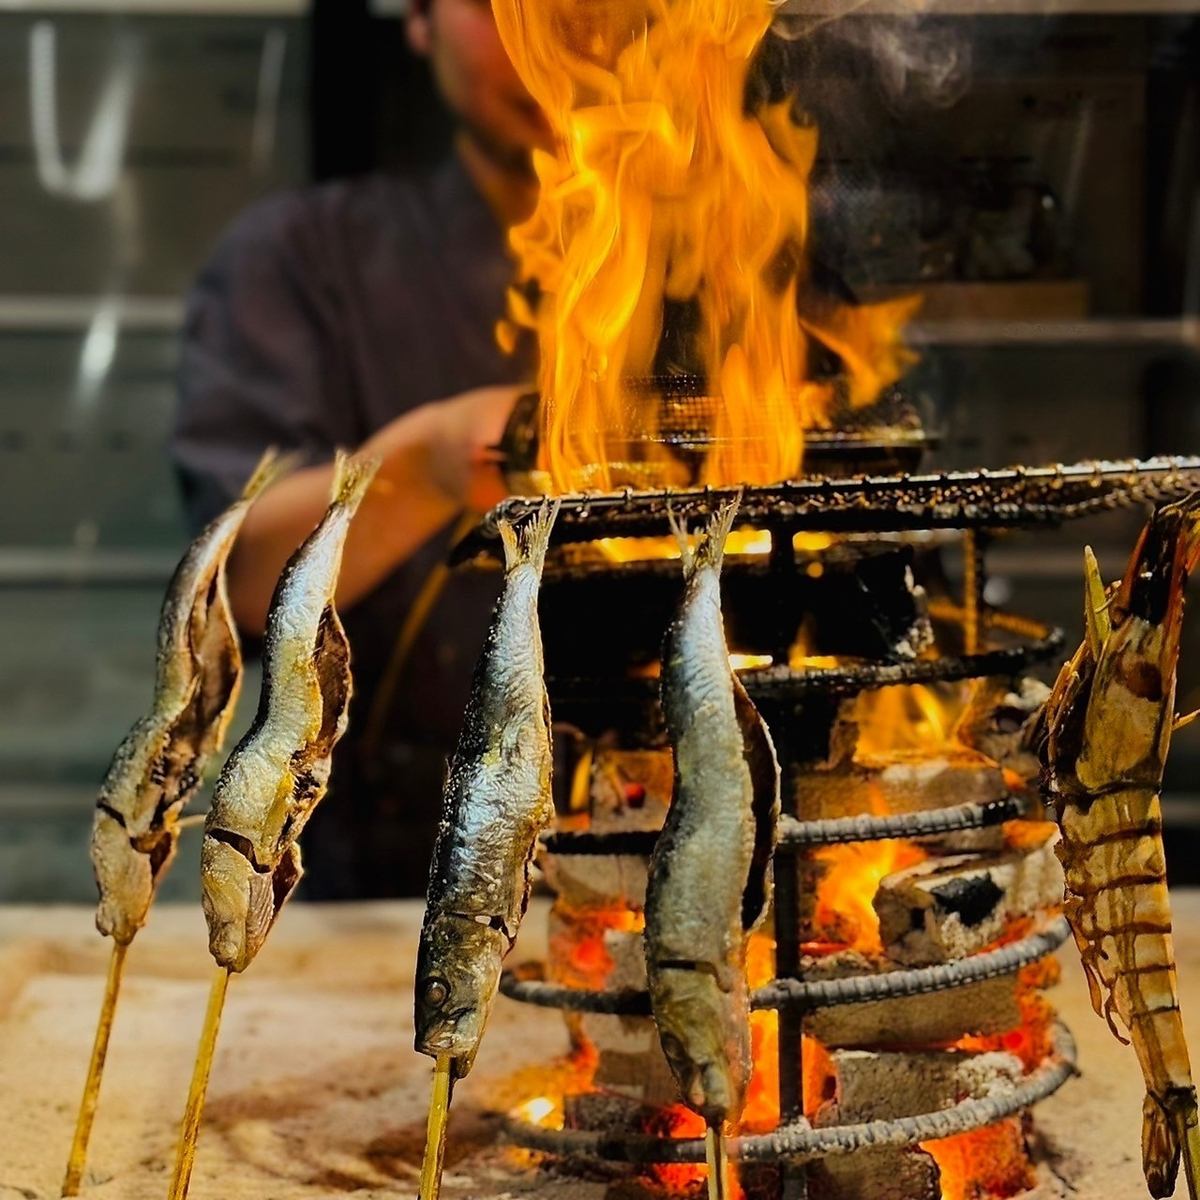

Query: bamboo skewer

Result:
[704,1124,728,1200]
[61,941,130,1197]
[167,967,231,1200]
[1178,1100,1200,1200]
[418,1055,455,1200]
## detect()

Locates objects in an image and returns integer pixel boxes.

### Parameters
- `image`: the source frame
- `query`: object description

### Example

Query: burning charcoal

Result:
[807,1148,942,1200]
[875,834,1063,967]
[795,748,1010,825]
[810,1047,1024,1126]
[806,1048,1030,1200]
[563,1090,650,1134]
[582,932,681,1106]
[955,676,1051,787]
[589,747,674,833]
[582,1014,682,1107]
[542,854,650,911]
[923,1119,1037,1197]
[803,971,1030,1050]
[606,926,650,991]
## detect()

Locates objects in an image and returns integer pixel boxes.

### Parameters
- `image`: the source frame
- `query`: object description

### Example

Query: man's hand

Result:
[424,384,522,513]
[225,384,524,634]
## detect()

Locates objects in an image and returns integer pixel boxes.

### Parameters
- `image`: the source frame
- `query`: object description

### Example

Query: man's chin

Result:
[461,119,547,178]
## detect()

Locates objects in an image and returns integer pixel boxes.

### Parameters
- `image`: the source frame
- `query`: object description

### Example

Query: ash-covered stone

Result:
[955,676,1051,787]
[811,1047,1024,1125]
[808,1147,941,1200]
[801,969,1027,1049]
[876,834,1064,966]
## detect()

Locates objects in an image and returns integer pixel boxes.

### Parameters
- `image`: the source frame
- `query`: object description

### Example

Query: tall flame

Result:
[493,0,918,493]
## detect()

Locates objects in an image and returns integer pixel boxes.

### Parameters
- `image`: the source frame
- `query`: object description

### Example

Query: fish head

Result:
[91,808,157,945]
[201,835,300,973]
[651,968,748,1127]
[414,911,506,1076]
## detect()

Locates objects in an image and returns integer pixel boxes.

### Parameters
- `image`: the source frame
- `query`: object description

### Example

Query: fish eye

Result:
[423,977,450,1008]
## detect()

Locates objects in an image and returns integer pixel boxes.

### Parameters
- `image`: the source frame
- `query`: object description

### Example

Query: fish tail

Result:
[499,499,560,575]
[330,451,380,517]
[667,505,694,575]
[690,493,742,577]
[239,446,296,504]
[1143,1091,1183,1198]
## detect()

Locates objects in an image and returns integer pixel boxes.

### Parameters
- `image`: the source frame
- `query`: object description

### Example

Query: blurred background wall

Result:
[0,0,1197,902]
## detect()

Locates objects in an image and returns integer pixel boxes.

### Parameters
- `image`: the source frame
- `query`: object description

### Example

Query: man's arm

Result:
[225,385,515,635]
[174,191,520,636]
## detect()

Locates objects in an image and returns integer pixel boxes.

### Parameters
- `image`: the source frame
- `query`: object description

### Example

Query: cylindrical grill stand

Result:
[456,457,1200,1198]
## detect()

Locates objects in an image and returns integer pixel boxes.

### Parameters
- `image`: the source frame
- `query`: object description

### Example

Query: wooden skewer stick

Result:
[418,1055,455,1200]
[1177,1098,1200,1200]
[61,941,130,1197]
[167,966,231,1200]
[704,1123,728,1200]
[1174,708,1200,734]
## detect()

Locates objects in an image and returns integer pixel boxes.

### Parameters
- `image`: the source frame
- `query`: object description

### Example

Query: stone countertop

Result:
[3,895,1200,1200]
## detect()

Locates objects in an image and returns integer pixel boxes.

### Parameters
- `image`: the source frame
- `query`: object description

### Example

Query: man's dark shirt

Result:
[173,155,531,899]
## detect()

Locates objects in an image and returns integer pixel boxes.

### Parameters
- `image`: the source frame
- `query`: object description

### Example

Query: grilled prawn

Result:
[645,500,781,1130]
[91,449,287,946]
[201,453,377,972]
[1038,498,1200,1198]
[414,500,558,1079]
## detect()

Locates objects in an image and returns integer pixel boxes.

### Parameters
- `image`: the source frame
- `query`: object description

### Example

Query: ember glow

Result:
[811,833,925,956]
[743,930,780,1132]
[514,1095,562,1128]
[922,1122,1037,1200]
[593,527,772,563]
[854,683,964,757]
[808,686,967,954]
[492,0,918,493]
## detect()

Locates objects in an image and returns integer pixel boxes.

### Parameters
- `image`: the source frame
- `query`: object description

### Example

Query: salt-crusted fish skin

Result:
[201,452,377,973]
[415,500,558,1078]
[645,499,780,1128]
[91,449,288,946]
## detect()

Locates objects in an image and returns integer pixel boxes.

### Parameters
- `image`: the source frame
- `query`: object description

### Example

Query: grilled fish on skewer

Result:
[64,450,287,1198]
[1038,500,1200,1199]
[201,452,377,972]
[167,455,375,1200]
[414,499,559,1077]
[645,500,781,1139]
[91,448,288,946]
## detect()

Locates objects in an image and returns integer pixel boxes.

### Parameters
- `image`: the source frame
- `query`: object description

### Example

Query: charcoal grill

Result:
[458,455,1200,1198]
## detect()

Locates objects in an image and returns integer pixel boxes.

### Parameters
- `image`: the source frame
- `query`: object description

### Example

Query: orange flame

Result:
[811,835,925,956]
[493,0,918,493]
[854,683,963,758]
[922,1121,1036,1199]
[743,931,780,1132]
[593,527,772,564]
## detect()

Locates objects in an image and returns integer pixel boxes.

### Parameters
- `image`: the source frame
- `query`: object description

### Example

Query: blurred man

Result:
[173,0,552,898]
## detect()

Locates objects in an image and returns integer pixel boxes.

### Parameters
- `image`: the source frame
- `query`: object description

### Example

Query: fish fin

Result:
[1143,1092,1182,1199]
[520,499,560,574]
[692,494,743,577]
[500,500,560,575]
[667,506,695,575]
[1082,545,1112,659]
[498,519,521,571]
[330,452,380,516]
[732,673,781,933]
[239,446,297,504]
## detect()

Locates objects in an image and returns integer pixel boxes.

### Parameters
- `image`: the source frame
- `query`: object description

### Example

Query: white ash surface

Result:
[3,895,1200,1199]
